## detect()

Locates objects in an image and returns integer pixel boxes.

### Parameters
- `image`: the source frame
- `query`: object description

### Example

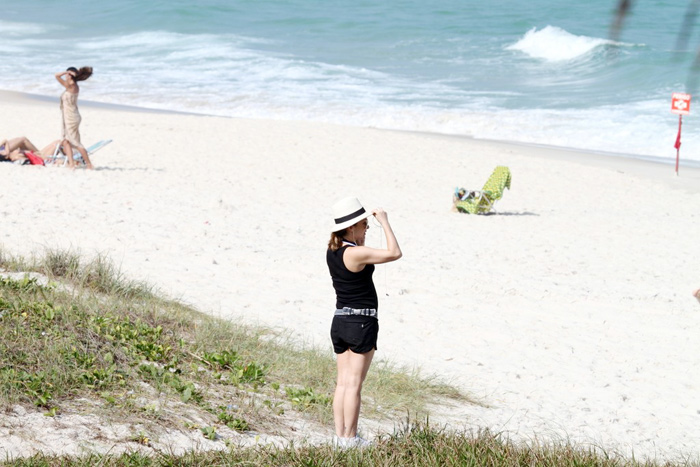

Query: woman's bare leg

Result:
[78,146,93,169]
[333,349,374,438]
[39,140,63,158]
[60,140,79,169]
[7,137,39,153]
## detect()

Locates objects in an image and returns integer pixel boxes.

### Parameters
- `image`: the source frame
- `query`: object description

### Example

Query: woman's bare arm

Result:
[55,71,67,87]
[55,71,72,89]
[344,209,402,271]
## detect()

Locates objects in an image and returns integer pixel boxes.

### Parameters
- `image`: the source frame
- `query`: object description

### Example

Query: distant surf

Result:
[506,26,625,62]
[0,1,697,162]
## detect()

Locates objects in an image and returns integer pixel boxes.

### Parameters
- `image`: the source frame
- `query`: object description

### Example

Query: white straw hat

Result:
[331,197,372,232]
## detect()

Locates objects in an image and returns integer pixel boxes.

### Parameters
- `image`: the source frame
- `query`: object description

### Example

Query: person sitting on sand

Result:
[0,136,41,162]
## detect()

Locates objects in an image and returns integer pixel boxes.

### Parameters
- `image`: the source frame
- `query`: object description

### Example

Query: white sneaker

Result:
[333,436,352,450]
[333,435,371,450]
[351,436,372,449]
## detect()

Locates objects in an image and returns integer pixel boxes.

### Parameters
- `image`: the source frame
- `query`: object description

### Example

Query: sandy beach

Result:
[2,89,699,462]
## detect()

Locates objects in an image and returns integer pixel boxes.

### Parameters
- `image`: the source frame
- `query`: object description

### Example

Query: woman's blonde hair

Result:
[328,230,347,251]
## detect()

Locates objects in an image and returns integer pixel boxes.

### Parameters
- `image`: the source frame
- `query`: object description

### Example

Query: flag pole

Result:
[675,115,682,176]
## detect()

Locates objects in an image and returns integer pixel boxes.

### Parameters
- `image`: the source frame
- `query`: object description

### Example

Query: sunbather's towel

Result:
[482,166,511,198]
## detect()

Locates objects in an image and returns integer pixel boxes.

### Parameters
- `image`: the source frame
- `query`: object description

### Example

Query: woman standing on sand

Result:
[327,197,402,448]
[55,66,94,169]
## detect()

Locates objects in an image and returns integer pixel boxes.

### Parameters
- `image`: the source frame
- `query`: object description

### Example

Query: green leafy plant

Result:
[217,407,250,432]
[200,426,217,440]
[202,350,239,369]
[1,369,55,407]
[235,362,266,386]
[285,387,331,410]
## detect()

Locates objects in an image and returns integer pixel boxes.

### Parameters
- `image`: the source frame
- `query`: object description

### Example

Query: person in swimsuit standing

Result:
[55,66,93,169]
[326,197,402,448]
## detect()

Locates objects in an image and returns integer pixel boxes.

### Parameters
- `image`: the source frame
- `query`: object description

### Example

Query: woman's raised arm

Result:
[55,71,71,88]
[345,209,402,269]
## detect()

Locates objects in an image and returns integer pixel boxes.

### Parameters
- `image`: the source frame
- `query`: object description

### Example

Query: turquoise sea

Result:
[2,0,700,163]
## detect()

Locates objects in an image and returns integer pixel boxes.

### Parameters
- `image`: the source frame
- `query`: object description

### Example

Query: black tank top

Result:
[327,246,378,310]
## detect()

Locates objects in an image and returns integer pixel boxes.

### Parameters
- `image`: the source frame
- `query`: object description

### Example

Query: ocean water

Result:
[2,0,700,163]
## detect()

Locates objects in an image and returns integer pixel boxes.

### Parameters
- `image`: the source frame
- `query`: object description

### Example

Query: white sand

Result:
[2,90,700,462]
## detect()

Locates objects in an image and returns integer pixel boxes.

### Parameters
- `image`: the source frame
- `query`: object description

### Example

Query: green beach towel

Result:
[454,166,511,214]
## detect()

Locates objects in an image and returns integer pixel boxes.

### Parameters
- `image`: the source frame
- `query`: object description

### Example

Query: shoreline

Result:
[2,89,202,116]
[412,128,700,194]
[2,87,700,462]
[4,88,699,185]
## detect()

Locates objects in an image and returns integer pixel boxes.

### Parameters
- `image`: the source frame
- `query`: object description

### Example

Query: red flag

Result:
[674,118,682,150]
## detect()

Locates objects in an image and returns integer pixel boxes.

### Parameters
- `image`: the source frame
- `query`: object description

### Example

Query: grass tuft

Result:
[40,249,81,279]
[3,419,690,466]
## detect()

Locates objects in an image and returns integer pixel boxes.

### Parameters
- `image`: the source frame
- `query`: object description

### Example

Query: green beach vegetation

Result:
[0,249,694,466]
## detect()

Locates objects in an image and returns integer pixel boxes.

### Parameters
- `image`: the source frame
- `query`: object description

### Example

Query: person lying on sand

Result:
[0,137,75,166]
[0,136,41,162]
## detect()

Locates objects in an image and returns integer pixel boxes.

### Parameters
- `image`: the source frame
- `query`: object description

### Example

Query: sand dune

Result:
[2,90,699,462]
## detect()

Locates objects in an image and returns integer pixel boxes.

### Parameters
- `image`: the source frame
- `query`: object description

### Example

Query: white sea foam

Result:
[0,20,52,36]
[506,26,617,62]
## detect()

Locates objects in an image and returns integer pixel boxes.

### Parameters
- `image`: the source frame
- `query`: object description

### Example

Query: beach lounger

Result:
[45,139,112,166]
[454,166,511,214]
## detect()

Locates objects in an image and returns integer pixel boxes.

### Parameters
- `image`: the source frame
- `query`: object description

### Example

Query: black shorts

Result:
[330,315,378,354]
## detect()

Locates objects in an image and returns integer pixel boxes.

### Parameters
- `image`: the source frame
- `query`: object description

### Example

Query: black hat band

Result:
[334,207,366,225]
